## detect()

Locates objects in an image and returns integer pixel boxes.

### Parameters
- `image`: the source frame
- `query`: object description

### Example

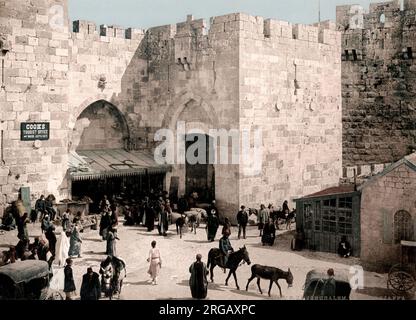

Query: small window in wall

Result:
[394,210,414,244]
[344,50,349,61]
[304,203,313,230]
[338,210,353,235]
[380,13,386,24]
[323,198,337,208]
[322,198,337,233]
[314,201,322,231]
[407,47,413,59]
[352,50,358,61]
[339,197,353,209]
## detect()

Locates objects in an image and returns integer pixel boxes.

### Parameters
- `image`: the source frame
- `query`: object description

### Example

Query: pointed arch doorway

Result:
[69,100,168,212]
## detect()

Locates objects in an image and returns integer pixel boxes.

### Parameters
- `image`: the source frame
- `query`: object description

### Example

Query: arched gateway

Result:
[68,100,169,213]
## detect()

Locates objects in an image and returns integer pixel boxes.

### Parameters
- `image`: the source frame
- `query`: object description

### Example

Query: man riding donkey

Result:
[219,229,234,273]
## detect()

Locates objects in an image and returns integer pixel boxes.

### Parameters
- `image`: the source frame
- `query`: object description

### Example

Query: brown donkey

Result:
[246,264,293,297]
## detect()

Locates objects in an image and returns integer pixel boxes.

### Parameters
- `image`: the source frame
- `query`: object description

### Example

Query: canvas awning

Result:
[68,149,170,181]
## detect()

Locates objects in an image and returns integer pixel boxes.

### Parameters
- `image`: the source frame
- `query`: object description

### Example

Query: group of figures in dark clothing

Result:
[0,187,355,301]
[0,195,87,268]
[0,195,57,233]
[63,258,101,300]
[103,189,179,237]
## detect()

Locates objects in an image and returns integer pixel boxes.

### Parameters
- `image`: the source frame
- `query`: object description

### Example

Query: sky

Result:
[67,0,383,30]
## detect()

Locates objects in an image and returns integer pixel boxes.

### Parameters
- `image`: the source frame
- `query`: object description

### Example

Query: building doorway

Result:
[69,100,168,210]
[185,134,215,203]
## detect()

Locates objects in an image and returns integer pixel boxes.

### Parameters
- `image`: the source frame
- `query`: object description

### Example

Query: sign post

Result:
[20,122,50,141]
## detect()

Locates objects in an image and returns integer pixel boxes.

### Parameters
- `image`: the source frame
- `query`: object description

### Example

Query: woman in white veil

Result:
[54,230,70,266]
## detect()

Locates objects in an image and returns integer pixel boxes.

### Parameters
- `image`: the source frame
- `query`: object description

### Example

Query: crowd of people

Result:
[0,196,89,268]
[0,189,354,300]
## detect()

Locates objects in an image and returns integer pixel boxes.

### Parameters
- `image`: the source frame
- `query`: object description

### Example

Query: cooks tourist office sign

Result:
[20,122,50,141]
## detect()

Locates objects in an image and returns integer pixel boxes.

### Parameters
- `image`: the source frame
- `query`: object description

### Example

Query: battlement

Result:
[71,13,340,47]
[263,18,339,45]
[72,20,145,40]
[337,0,416,30]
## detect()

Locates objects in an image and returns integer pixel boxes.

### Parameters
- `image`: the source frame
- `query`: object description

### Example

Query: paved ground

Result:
[0,220,397,300]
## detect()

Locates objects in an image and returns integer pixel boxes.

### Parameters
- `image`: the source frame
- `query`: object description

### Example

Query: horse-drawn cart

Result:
[387,241,416,298]
[0,260,64,300]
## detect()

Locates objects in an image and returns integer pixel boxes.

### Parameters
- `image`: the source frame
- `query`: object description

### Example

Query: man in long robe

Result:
[257,204,269,237]
[100,211,110,241]
[206,212,219,242]
[45,225,57,256]
[68,223,82,258]
[261,218,276,246]
[189,254,209,299]
[106,229,117,257]
[207,200,219,217]
[17,212,29,241]
[219,231,234,268]
[80,267,101,300]
[145,203,155,232]
[54,231,70,266]
[157,204,169,237]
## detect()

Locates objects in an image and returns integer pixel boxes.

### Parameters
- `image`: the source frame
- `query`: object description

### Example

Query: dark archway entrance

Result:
[70,100,167,212]
[72,174,165,213]
[73,100,130,151]
[185,134,215,203]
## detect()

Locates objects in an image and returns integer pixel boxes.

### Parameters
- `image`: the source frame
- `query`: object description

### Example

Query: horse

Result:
[207,246,251,290]
[175,214,188,239]
[246,264,293,297]
[99,256,127,300]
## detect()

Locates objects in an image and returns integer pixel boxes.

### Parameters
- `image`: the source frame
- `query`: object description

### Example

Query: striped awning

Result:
[69,149,170,181]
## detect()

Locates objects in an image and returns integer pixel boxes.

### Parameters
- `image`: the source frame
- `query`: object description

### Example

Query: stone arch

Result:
[162,90,220,131]
[69,99,131,152]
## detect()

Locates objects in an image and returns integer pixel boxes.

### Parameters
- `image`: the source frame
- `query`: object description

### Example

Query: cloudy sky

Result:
[68,0,384,29]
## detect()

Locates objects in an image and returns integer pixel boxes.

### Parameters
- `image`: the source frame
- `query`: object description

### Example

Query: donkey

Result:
[246,264,293,297]
[188,214,197,234]
[207,246,251,290]
[176,214,188,239]
[99,256,127,300]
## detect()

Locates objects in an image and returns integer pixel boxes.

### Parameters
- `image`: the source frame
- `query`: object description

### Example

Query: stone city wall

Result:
[337,0,416,166]
[0,0,343,219]
[238,17,342,209]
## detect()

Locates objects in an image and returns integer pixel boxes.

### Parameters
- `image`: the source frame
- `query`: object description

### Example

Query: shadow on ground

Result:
[124,280,153,286]
[83,238,104,243]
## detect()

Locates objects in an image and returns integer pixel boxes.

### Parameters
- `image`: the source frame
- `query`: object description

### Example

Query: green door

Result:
[20,187,31,215]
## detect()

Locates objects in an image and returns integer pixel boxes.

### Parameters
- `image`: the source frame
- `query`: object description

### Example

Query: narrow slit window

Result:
[352,49,358,61]
[408,47,413,59]
[344,50,349,61]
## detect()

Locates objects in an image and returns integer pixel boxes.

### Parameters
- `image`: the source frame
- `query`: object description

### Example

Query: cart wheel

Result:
[387,271,416,297]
